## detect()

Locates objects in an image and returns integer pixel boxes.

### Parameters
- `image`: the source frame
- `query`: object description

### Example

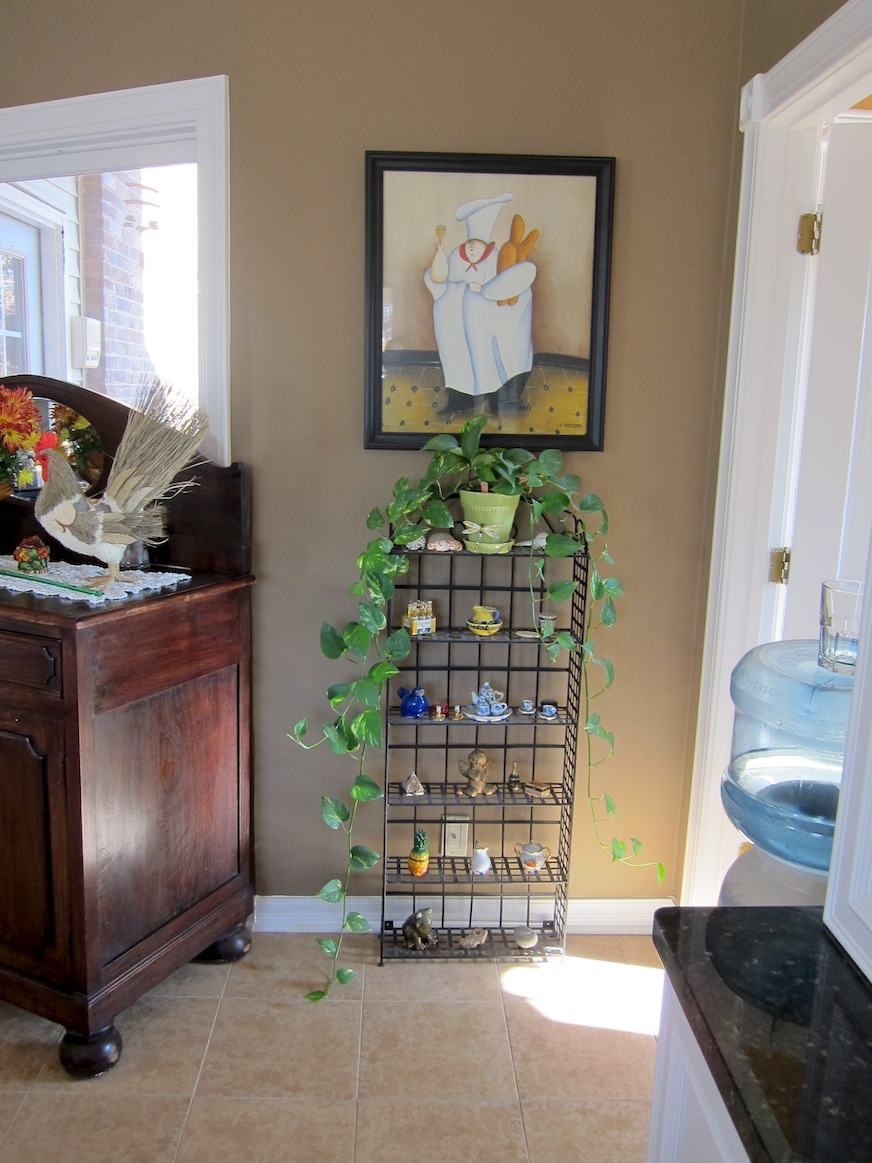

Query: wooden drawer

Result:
[0,630,62,696]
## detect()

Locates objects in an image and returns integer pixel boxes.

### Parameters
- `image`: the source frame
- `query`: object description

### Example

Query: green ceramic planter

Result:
[459,490,520,552]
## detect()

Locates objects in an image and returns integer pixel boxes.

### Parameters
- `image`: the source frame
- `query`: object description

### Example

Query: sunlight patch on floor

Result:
[501,955,664,1036]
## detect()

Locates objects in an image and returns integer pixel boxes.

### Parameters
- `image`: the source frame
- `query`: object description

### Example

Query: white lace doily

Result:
[0,556,192,605]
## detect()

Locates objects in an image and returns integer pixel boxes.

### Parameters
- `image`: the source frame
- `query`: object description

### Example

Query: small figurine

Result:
[401,771,424,796]
[459,928,489,949]
[471,843,492,874]
[402,907,439,951]
[507,761,521,789]
[426,530,463,552]
[458,748,495,797]
[13,535,50,574]
[398,686,430,718]
[408,829,430,877]
[451,705,465,720]
[513,925,539,950]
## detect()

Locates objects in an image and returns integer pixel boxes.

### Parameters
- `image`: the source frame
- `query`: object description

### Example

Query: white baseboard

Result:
[252,895,675,935]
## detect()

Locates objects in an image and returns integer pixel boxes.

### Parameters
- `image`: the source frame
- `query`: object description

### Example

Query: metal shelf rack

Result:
[380,529,588,964]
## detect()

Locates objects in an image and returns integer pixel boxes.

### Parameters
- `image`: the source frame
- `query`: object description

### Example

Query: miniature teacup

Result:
[490,700,508,715]
[520,698,534,713]
[540,702,557,719]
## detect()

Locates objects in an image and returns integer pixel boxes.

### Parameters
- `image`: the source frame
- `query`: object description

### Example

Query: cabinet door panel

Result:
[0,718,71,981]
[92,666,242,966]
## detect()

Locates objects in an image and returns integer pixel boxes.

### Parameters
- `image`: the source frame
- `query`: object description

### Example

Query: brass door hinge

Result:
[769,546,791,584]
[797,211,822,256]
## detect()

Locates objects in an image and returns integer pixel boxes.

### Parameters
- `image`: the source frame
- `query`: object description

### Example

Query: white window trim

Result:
[0,185,66,377]
[0,77,230,464]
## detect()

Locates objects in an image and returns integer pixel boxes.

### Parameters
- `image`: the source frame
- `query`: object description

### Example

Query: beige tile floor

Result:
[0,932,663,1163]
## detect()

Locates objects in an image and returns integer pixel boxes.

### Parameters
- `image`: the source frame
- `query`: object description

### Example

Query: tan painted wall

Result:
[1,0,847,902]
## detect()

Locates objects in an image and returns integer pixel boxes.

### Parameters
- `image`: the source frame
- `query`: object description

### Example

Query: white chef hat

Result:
[455,193,513,242]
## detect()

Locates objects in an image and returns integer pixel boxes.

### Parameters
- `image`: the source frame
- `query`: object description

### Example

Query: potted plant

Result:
[292,416,664,999]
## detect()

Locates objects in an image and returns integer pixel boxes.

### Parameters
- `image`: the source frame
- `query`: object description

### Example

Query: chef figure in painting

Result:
[424,193,538,415]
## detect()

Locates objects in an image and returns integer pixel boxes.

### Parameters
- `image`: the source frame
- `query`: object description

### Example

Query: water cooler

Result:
[718,579,863,906]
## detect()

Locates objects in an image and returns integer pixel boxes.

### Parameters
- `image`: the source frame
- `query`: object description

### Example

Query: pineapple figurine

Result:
[408,829,430,877]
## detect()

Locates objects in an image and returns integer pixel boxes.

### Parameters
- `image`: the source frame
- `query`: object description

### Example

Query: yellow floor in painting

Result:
[381,362,590,442]
[0,932,663,1163]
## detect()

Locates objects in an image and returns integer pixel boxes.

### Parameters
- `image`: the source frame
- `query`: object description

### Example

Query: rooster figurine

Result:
[33,379,207,586]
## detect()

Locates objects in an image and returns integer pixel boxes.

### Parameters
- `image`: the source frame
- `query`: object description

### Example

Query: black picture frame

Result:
[364,151,614,451]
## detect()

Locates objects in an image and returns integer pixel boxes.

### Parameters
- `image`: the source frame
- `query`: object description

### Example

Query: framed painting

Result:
[364,151,615,451]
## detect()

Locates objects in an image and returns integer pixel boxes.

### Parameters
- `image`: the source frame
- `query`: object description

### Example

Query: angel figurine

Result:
[458,748,495,797]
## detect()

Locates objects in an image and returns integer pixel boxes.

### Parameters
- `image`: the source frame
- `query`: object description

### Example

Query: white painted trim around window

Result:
[0,77,230,463]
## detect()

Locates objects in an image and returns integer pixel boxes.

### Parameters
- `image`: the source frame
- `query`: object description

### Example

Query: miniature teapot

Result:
[515,841,551,872]
[398,686,430,718]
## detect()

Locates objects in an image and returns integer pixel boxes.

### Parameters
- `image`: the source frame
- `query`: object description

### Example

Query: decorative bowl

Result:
[466,619,503,636]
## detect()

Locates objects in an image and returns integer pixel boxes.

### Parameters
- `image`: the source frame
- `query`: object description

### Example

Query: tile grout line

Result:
[168,968,233,1163]
[497,962,533,1163]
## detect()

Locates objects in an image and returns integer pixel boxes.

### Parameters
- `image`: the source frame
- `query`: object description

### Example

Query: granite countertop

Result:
[654,906,872,1163]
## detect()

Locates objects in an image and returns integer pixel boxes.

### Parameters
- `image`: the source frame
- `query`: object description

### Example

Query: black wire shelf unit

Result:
[380,526,588,964]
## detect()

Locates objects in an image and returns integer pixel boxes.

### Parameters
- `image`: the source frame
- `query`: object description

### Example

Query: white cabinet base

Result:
[647,981,749,1163]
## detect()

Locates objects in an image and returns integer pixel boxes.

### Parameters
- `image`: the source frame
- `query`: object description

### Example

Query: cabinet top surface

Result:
[654,905,872,1163]
[0,569,253,629]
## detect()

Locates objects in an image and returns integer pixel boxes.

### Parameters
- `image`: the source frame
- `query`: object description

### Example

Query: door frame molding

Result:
[682,0,872,904]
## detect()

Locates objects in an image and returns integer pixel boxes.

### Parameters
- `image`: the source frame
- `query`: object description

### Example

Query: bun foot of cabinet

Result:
[59,1024,123,1079]
[194,923,252,964]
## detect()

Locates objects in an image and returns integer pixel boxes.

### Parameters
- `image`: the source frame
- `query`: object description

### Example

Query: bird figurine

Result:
[33,379,207,586]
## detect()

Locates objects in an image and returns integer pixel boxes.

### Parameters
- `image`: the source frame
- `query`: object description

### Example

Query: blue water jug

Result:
[721,639,855,870]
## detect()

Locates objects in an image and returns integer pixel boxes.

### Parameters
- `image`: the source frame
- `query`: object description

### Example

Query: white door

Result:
[784,119,872,640]
[0,209,44,373]
[682,2,872,906]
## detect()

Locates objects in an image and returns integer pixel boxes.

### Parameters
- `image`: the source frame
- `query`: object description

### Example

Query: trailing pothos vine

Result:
[292,416,664,1000]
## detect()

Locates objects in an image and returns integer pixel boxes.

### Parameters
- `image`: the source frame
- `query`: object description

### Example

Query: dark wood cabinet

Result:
[0,376,253,1077]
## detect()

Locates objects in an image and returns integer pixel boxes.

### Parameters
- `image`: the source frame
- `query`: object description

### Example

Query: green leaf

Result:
[657,863,667,885]
[358,602,387,634]
[345,912,372,932]
[601,597,617,626]
[423,499,455,529]
[611,837,627,862]
[324,721,357,755]
[545,641,561,663]
[392,476,409,499]
[351,708,383,748]
[460,414,488,459]
[292,718,308,740]
[602,577,624,598]
[590,571,605,601]
[631,837,643,856]
[350,773,383,802]
[336,967,358,985]
[540,488,572,513]
[369,660,400,685]
[349,678,380,708]
[579,492,605,512]
[421,432,460,452]
[343,621,373,659]
[350,844,380,869]
[317,937,338,957]
[304,990,327,1001]
[536,448,564,475]
[544,533,579,557]
[320,622,345,659]
[393,522,424,545]
[321,796,350,829]
[603,793,617,817]
[547,579,577,603]
[326,682,352,707]
[348,579,366,596]
[366,507,385,529]
[556,631,576,650]
[317,878,344,902]
[385,628,412,662]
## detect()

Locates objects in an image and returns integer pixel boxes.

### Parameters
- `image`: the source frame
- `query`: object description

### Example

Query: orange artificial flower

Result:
[0,384,42,453]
